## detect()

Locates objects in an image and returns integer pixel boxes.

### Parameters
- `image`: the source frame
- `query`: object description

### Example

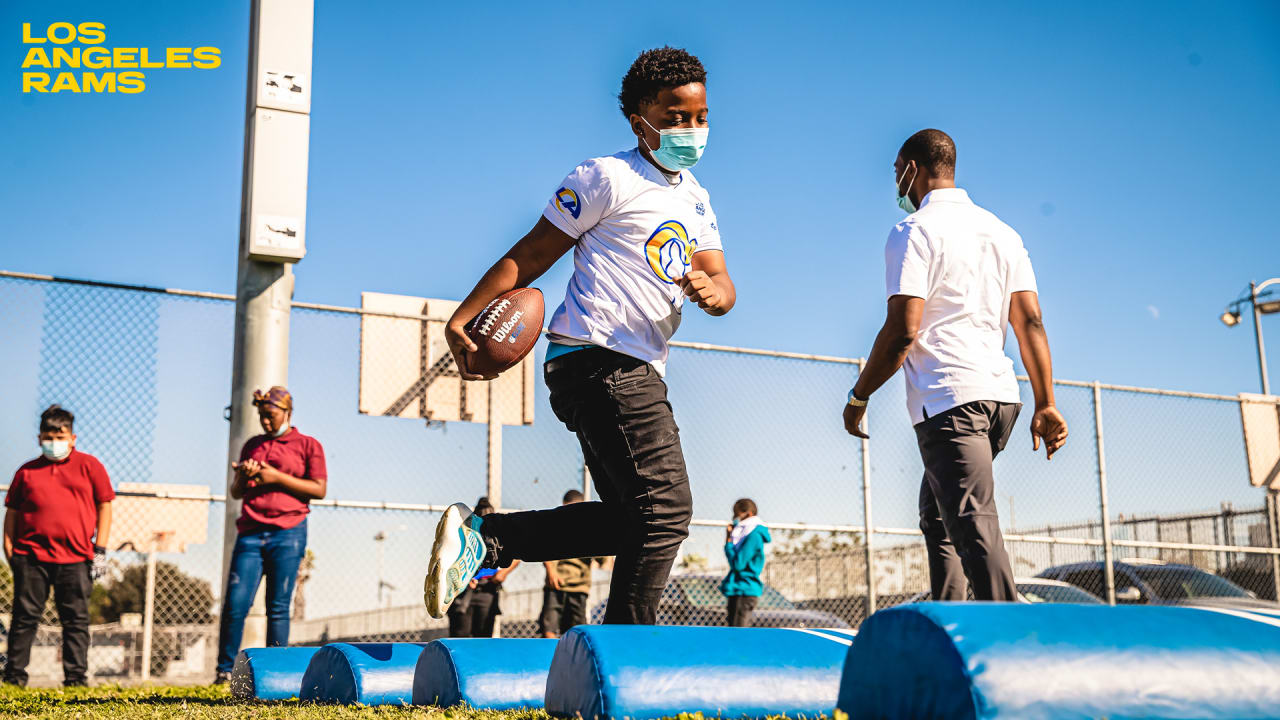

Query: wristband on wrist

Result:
[847,388,868,407]
[93,544,107,554]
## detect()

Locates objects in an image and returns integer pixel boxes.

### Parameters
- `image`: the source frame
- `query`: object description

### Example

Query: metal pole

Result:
[583,465,592,502]
[487,386,502,507]
[859,359,877,616]
[1268,491,1280,601]
[1248,281,1279,600]
[140,549,157,682]
[1251,282,1271,396]
[1093,382,1117,605]
[222,0,313,591]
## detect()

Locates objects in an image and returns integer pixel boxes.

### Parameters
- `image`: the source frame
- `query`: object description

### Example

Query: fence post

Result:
[140,549,157,682]
[487,387,502,507]
[859,359,876,616]
[1268,491,1280,601]
[1093,382,1117,605]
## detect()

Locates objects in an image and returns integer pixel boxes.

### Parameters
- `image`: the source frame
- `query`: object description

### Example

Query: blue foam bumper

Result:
[230,647,320,700]
[299,642,427,705]
[412,638,558,709]
[546,625,856,719]
[838,603,1280,719]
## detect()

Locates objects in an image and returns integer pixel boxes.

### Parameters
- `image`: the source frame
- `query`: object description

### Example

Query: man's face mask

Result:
[641,116,708,172]
[896,163,918,214]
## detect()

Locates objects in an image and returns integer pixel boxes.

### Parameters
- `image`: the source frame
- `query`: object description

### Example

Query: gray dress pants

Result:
[914,400,1021,601]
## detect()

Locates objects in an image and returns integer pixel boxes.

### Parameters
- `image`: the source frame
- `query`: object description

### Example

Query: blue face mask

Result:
[641,117,708,172]
[896,164,917,213]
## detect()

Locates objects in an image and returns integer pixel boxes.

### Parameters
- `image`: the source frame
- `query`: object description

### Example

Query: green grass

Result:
[0,684,830,720]
[0,684,551,719]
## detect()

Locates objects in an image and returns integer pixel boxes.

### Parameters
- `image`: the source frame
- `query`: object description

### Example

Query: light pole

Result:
[1222,277,1280,601]
[374,526,405,607]
[1221,278,1280,394]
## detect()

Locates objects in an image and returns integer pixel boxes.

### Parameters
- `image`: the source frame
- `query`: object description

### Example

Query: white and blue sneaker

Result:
[424,503,487,618]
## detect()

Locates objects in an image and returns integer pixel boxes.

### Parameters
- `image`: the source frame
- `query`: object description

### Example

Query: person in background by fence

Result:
[539,490,612,638]
[843,129,1069,602]
[447,498,518,638]
[428,46,735,626]
[3,405,113,687]
[214,387,326,684]
[721,498,770,627]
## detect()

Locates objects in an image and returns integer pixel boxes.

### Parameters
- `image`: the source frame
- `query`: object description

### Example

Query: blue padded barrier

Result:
[299,642,427,705]
[838,603,1280,719]
[412,638,558,709]
[230,647,320,700]
[545,625,856,719]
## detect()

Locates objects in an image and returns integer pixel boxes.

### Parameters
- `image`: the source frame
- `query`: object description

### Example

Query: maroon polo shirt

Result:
[237,427,327,533]
[6,450,115,564]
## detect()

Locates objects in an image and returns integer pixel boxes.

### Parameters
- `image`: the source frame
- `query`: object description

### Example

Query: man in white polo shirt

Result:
[425,47,735,624]
[842,129,1068,601]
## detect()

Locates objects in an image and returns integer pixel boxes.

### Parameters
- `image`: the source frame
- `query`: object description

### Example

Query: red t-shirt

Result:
[237,428,326,533]
[5,450,115,564]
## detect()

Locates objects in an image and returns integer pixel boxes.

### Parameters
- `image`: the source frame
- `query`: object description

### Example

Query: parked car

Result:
[1037,559,1280,609]
[904,577,1104,605]
[590,574,851,628]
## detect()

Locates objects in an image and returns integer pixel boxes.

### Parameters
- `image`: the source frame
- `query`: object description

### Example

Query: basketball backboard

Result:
[112,483,210,553]
[1240,393,1280,490]
[357,291,535,425]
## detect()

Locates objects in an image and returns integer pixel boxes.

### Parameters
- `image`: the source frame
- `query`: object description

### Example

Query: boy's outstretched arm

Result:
[446,217,577,380]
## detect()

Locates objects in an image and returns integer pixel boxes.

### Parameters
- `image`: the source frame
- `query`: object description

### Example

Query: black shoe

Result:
[63,680,88,688]
[213,671,231,685]
[2,678,26,688]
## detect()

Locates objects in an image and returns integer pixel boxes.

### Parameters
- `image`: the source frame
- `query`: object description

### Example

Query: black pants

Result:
[915,400,1021,602]
[481,348,692,625]
[4,555,92,686]
[726,595,758,627]
[446,585,500,637]
[538,588,588,636]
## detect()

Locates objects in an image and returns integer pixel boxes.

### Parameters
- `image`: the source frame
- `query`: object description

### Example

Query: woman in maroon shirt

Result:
[214,387,327,683]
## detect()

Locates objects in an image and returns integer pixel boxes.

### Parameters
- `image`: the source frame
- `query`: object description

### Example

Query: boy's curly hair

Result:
[618,46,706,119]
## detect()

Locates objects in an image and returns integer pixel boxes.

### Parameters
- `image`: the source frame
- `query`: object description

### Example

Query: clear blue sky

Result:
[2,2,1279,611]
[3,0,1278,394]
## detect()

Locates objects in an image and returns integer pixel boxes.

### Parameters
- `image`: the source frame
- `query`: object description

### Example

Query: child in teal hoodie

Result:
[721,498,771,627]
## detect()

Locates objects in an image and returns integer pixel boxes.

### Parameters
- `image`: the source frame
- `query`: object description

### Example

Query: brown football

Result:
[464,288,544,377]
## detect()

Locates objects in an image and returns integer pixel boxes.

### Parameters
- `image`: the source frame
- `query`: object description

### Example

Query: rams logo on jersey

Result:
[554,187,581,220]
[646,220,697,284]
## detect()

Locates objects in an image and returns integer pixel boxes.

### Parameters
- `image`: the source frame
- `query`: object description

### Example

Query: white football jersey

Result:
[543,148,723,376]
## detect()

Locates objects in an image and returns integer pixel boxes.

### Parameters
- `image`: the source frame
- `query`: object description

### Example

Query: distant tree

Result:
[94,562,213,625]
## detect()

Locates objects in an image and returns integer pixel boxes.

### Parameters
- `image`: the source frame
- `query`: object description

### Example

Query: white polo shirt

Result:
[884,188,1037,425]
[542,148,723,376]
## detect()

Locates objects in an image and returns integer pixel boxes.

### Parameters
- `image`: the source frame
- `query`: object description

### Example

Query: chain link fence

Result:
[1,269,1278,684]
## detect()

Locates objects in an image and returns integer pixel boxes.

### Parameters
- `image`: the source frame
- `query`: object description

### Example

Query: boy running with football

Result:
[425,46,734,624]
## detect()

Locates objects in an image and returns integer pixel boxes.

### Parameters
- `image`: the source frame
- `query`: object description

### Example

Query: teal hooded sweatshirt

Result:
[720,522,772,597]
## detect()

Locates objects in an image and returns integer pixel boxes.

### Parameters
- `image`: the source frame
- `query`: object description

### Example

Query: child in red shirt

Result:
[3,405,114,687]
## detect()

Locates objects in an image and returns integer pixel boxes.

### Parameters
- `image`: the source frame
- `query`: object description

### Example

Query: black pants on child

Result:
[726,595,758,627]
[480,348,692,625]
[4,554,92,686]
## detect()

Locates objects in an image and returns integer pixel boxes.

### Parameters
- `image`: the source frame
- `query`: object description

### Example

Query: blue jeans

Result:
[215,520,307,672]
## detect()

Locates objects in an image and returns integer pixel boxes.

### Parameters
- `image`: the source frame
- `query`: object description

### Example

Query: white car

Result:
[905,577,1104,604]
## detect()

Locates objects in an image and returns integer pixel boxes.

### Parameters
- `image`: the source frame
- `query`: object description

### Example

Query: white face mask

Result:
[272,424,290,438]
[41,439,71,461]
